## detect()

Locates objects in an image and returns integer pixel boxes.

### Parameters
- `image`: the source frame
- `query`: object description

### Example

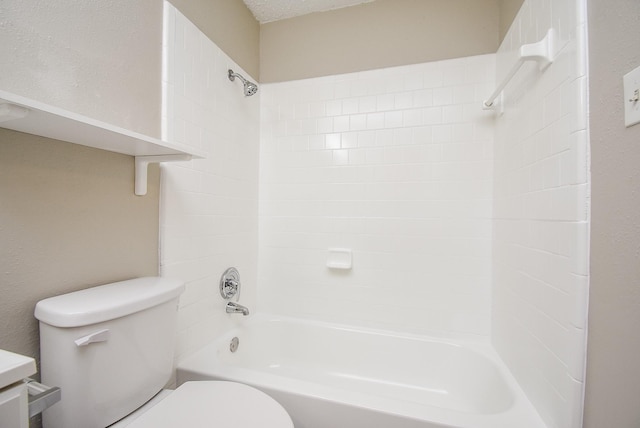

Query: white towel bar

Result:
[483,29,556,110]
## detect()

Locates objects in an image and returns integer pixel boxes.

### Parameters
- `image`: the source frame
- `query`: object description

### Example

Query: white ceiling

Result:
[242,0,375,23]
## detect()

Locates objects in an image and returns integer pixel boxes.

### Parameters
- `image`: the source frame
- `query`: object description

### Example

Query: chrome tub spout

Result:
[226,301,250,316]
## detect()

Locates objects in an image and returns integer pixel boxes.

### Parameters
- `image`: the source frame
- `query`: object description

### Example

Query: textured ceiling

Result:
[242,0,375,23]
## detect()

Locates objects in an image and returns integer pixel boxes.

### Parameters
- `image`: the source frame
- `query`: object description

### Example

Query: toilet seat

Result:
[126,381,293,428]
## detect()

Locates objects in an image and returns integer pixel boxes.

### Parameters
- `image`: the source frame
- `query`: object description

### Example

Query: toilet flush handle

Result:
[74,329,110,347]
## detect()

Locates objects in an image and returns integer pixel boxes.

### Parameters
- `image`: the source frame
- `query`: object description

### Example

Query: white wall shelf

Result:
[0,89,206,195]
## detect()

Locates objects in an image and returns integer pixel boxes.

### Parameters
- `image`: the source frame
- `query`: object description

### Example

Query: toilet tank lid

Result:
[35,277,185,327]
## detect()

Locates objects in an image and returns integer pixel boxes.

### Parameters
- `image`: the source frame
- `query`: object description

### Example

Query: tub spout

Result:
[226,301,250,316]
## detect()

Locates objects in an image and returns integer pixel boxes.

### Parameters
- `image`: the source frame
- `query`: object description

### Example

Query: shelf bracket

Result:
[135,154,191,196]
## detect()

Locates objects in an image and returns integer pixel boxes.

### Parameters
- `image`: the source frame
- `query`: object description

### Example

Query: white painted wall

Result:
[491,1,589,427]
[160,3,260,360]
[0,0,162,137]
[585,0,640,425]
[258,56,496,338]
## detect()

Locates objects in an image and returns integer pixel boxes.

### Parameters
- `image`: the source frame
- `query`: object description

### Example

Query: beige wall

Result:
[584,0,640,426]
[260,0,500,83]
[170,0,260,80]
[167,0,520,83]
[499,0,524,42]
[0,0,162,379]
[0,131,160,360]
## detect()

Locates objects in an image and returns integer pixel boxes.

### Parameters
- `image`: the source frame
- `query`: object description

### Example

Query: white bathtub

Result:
[177,315,547,428]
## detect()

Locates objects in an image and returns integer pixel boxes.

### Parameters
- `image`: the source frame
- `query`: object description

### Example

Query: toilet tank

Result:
[35,277,185,428]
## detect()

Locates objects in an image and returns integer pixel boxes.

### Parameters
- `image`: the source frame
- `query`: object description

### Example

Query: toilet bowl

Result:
[34,277,293,428]
[114,382,293,428]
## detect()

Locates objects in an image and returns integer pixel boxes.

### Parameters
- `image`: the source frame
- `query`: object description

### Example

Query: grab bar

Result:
[483,29,556,110]
[24,378,61,418]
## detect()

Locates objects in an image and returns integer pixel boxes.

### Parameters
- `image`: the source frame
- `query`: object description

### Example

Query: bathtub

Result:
[177,314,546,428]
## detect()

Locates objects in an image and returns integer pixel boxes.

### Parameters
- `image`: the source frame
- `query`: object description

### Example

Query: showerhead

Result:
[244,81,258,97]
[228,69,258,97]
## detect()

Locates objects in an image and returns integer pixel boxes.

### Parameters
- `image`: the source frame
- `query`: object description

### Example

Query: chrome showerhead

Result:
[228,69,258,97]
[244,81,258,97]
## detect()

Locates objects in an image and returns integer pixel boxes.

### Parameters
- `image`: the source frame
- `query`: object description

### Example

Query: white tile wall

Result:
[160,2,260,361]
[159,6,589,427]
[492,1,589,427]
[259,55,496,338]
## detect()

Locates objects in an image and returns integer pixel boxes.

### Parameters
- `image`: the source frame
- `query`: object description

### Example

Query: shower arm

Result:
[229,69,247,84]
[228,69,258,96]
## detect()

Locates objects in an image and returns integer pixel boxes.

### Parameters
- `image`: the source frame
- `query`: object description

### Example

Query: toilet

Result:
[34,277,293,428]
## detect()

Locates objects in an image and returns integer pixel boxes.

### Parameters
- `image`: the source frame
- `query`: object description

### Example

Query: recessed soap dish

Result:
[326,248,352,270]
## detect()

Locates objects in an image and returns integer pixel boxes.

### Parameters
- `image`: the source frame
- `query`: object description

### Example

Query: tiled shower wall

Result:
[160,3,590,425]
[259,55,496,338]
[492,1,589,427]
[160,2,260,360]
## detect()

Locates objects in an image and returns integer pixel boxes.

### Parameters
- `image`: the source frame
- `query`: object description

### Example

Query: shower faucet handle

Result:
[220,267,240,300]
